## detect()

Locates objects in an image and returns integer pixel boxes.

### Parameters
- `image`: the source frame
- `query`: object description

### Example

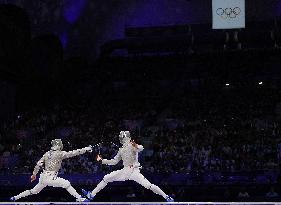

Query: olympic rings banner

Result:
[212,0,245,29]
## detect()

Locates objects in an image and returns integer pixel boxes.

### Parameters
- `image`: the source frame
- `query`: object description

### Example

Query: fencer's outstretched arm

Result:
[62,146,92,159]
[101,150,121,165]
[135,144,144,152]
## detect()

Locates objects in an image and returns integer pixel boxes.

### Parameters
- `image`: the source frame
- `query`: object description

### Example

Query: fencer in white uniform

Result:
[82,131,174,202]
[11,139,92,202]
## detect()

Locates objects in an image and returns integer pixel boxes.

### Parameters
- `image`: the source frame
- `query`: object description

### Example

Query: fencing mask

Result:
[51,139,63,151]
[119,131,131,145]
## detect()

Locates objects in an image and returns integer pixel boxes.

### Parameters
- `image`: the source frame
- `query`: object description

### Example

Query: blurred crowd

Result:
[147,88,281,173]
[0,85,280,177]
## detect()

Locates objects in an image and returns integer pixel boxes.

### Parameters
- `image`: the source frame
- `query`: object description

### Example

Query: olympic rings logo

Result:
[216,7,241,19]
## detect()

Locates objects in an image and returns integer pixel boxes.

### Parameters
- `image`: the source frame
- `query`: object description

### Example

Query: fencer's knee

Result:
[29,189,35,195]
[103,175,111,184]
[30,188,40,195]
[62,180,71,189]
[149,184,158,190]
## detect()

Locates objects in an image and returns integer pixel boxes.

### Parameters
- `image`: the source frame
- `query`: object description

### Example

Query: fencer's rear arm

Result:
[134,144,144,152]
[62,146,91,159]
[32,154,45,175]
[131,140,144,152]
[102,150,121,165]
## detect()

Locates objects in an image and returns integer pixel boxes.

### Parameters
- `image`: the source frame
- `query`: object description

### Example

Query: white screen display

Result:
[212,0,245,29]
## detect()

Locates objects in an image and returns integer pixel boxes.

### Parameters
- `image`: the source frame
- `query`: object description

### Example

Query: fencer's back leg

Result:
[130,170,168,199]
[14,183,46,200]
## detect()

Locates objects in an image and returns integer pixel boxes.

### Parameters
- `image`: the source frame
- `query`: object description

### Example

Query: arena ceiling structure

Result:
[0,0,279,60]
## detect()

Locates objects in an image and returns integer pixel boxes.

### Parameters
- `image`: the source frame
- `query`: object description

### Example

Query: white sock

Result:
[14,190,31,200]
[150,184,168,199]
[91,180,107,197]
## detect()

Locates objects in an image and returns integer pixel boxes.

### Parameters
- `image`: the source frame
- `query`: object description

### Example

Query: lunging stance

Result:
[82,131,174,202]
[11,139,92,202]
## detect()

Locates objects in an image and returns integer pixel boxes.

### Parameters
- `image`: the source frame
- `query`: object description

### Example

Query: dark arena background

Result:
[1,0,281,204]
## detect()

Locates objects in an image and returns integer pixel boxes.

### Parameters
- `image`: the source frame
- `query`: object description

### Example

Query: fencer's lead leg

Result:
[82,170,124,200]
[91,180,107,196]
[66,185,83,199]
[82,179,107,200]
[66,185,89,201]
[48,177,88,202]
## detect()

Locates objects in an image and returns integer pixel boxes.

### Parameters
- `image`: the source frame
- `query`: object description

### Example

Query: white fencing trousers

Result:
[91,167,168,199]
[14,171,82,200]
